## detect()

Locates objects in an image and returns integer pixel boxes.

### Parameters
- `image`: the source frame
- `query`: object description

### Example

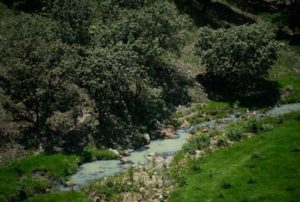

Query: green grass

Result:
[26,191,91,202]
[12,154,79,177]
[184,101,244,125]
[259,12,287,26]
[270,44,300,103]
[169,115,300,202]
[81,145,118,162]
[0,154,79,201]
[85,171,138,202]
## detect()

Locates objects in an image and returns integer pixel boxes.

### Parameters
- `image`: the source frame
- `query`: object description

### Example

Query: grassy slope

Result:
[169,118,300,202]
[0,148,117,201]
[0,154,80,201]
[26,191,91,202]
[270,45,300,104]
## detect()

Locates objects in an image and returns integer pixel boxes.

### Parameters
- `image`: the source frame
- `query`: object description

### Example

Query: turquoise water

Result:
[267,103,300,116]
[65,103,300,188]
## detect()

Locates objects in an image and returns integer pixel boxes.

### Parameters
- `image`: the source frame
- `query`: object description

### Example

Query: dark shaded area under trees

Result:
[173,0,255,27]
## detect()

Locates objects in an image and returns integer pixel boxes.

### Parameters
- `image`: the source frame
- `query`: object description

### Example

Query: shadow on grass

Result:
[219,0,281,14]
[174,0,255,28]
[197,74,281,108]
[173,0,213,27]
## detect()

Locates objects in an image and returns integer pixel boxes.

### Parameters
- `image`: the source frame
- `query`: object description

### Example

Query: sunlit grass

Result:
[0,154,79,201]
[169,114,300,202]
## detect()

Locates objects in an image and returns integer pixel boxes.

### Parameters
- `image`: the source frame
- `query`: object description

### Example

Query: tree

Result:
[75,1,190,147]
[0,38,79,146]
[195,24,278,90]
[44,0,92,44]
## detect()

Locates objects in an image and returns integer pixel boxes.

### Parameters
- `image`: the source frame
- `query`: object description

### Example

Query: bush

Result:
[18,177,49,197]
[246,118,264,133]
[184,134,211,154]
[246,118,275,134]
[216,136,229,147]
[226,128,245,141]
[81,145,117,162]
[195,24,278,90]
[86,175,137,201]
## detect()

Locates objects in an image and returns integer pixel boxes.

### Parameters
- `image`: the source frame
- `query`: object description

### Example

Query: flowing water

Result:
[65,103,300,189]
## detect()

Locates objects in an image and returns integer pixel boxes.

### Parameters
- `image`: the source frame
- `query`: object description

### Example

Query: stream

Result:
[62,103,300,189]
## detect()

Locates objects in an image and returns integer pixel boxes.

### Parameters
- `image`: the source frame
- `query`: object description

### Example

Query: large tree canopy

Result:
[0,0,191,151]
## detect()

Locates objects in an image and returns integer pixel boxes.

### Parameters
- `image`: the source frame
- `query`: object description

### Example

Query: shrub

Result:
[87,175,137,201]
[18,177,49,197]
[226,128,245,141]
[184,134,211,154]
[81,145,117,162]
[195,24,278,90]
[216,136,229,147]
[246,118,275,134]
[246,118,263,133]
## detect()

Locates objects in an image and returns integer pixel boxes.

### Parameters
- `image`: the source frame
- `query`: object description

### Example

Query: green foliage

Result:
[246,118,274,133]
[96,1,183,52]
[18,177,49,198]
[0,11,95,152]
[195,24,278,89]
[0,0,192,150]
[216,136,229,147]
[0,154,79,201]
[81,145,117,162]
[44,0,92,44]
[86,174,138,201]
[76,0,190,146]
[183,134,211,154]
[0,14,60,42]
[11,154,79,177]
[0,36,80,148]
[187,101,239,125]
[226,127,245,141]
[200,102,235,117]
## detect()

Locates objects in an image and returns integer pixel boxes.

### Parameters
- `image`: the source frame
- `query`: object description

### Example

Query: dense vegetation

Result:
[195,24,278,90]
[0,0,192,154]
[0,0,300,201]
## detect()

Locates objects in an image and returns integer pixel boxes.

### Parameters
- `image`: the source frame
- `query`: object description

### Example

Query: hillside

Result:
[0,0,300,201]
[170,113,300,202]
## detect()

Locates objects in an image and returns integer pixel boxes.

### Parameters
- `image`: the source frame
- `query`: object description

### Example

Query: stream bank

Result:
[63,103,300,192]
